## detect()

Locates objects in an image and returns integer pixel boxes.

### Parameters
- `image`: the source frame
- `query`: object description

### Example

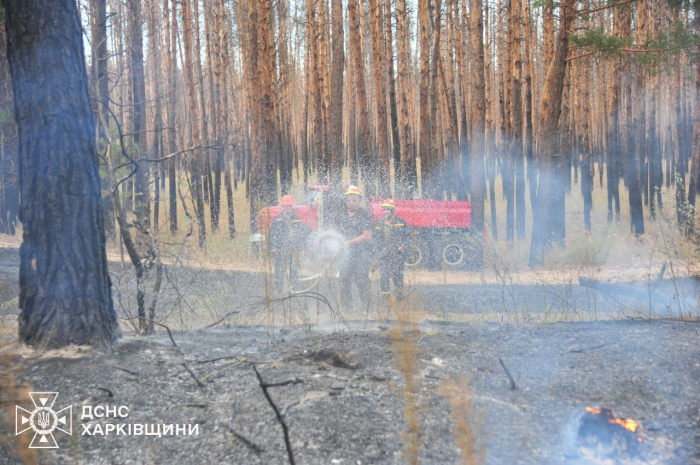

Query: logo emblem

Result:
[16,392,72,448]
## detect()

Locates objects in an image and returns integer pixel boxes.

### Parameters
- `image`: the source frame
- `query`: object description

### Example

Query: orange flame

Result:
[585,407,640,434]
[609,417,638,433]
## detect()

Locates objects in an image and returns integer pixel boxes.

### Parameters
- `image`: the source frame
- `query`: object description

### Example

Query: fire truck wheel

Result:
[405,238,428,268]
[442,243,464,267]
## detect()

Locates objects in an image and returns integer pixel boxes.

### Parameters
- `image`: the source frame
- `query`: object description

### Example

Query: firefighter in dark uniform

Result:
[374,199,409,300]
[336,185,373,308]
[270,195,307,292]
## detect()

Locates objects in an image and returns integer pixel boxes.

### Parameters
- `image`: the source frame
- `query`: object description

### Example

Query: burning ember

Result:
[585,407,641,435]
[577,407,643,459]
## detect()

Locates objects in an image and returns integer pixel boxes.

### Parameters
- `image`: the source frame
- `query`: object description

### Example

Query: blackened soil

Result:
[0,319,698,465]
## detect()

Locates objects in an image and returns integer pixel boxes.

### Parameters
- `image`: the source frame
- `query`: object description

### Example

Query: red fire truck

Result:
[250,185,479,268]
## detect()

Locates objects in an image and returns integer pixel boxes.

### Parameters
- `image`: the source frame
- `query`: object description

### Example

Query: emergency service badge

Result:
[15,392,72,448]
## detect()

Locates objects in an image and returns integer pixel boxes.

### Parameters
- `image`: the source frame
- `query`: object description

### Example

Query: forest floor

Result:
[0,319,699,465]
[0,243,698,464]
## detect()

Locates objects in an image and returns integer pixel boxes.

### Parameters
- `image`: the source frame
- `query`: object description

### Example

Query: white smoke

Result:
[301,230,347,275]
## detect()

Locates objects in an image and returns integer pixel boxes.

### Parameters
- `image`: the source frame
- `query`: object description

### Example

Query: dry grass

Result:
[388,293,423,465]
[0,336,37,465]
[120,160,700,284]
[438,379,487,465]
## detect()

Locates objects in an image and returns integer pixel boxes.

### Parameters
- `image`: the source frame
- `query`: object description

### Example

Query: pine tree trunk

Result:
[397,0,416,198]
[328,0,344,221]
[129,0,151,229]
[419,0,431,195]
[369,0,390,198]
[469,0,486,270]
[348,0,372,195]
[4,0,120,347]
[165,0,178,233]
[529,0,573,265]
[181,0,207,248]
[385,0,401,198]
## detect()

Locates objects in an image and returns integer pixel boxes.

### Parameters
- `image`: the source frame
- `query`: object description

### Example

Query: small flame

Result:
[585,407,640,434]
[609,417,638,433]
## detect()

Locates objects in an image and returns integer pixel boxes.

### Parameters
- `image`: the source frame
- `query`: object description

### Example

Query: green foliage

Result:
[531,0,555,9]
[570,28,631,58]
[571,22,699,72]
[643,22,700,59]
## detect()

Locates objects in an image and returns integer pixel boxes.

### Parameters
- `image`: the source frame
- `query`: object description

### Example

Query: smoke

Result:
[300,230,347,275]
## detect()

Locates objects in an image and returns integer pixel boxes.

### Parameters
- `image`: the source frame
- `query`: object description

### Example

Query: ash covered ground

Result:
[0,245,698,464]
[0,320,699,465]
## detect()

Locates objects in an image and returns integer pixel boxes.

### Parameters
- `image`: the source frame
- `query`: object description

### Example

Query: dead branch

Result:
[203,311,241,329]
[114,366,139,376]
[224,424,266,453]
[498,358,517,391]
[263,377,304,388]
[201,360,246,382]
[182,363,205,388]
[195,354,278,365]
[281,401,300,418]
[119,317,178,347]
[253,366,298,465]
[565,343,608,354]
[97,387,114,397]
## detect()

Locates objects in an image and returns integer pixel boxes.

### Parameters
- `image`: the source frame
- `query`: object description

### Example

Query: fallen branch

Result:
[225,424,265,453]
[114,366,139,376]
[195,354,278,365]
[203,311,241,329]
[281,400,300,418]
[120,317,178,347]
[498,357,517,391]
[253,366,298,465]
[182,363,205,388]
[97,387,114,397]
[201,360,246,382]
[565,343,608,354]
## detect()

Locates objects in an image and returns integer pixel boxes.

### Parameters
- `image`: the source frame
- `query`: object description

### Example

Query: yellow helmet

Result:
[345,185,363,196]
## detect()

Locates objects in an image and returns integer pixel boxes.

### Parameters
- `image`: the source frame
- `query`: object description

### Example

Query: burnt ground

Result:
[0,320,698,465]
[0,245,698,464]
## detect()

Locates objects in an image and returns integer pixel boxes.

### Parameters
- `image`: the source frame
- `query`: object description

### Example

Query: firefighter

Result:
[374,198,409,300]
[336,185,373,308]
[270,195,307,292]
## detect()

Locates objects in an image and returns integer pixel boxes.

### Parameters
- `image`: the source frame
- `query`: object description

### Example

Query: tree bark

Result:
[469,0,486,270]
[529,0,574,265]
[396,0,416,197]
[348,0,373,196]
[128,0,151,230]
[369,0,390,198]
[418,0,431,196]
[4,0,120,347]
[181,0,207,248]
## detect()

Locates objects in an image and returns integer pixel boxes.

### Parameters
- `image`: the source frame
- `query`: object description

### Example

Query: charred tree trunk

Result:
[369,0,390,198]
[181,0,207,248]
[384,0,400,198]
[4,0,120,347]
[529,0,573,265]
[328,0,344,223]
[418,0,431,195]
[165,0,178,233]
[397,0,416,197]
[348,0,372,195]
[469,0,486,270]
[128,0,151,230]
